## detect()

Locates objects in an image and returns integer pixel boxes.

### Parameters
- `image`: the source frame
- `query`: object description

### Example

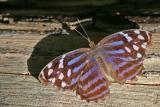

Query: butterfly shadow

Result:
[27,18,139,79]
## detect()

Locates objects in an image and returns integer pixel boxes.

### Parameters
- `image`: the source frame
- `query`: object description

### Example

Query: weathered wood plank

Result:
[0,74,160,107]
[0,54,29,74]
[0,29,160,107]
[0,33,160,74]
[0,34,45,55]
[0,22,62,32]
[0,32,160,55]
[0,53,160,74]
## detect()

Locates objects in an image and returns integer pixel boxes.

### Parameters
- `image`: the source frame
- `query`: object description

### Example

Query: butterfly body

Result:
[39,29,152,102]
[93,53,115,82]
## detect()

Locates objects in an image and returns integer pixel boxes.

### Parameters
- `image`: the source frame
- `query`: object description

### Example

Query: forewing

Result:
[38,48,90,90]
[76,58,110,102]
[97,29,152,82]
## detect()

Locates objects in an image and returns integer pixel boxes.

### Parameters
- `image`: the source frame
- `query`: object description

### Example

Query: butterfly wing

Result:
[76,57,110,102]
[39,47,110,102]
[38,48,91,90]
[97,29,152,82]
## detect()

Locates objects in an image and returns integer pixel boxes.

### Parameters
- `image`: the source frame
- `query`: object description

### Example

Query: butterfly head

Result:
[88,40,96,49]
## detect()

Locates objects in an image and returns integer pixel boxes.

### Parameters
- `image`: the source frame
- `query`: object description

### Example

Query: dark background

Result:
[1,0,160,17]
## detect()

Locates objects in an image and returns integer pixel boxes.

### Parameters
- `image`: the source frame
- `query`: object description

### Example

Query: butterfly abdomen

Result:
[94,55,114,82]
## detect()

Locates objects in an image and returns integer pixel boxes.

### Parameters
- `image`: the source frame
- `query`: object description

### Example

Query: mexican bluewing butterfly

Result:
[39,27,152,102]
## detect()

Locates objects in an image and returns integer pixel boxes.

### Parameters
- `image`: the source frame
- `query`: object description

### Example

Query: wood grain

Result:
[0,29,160,107]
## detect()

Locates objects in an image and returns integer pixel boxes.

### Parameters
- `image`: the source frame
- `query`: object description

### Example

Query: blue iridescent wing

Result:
[39,48,91,90]
[97,29,152,83]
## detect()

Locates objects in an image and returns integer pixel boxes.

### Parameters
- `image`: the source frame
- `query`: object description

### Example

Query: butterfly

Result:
[38,28,152,102]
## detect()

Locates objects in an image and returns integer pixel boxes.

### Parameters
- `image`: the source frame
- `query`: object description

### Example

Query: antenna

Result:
[74,18,92,42]
[77,18,90,40]
[74,18,96,48]
[74,28,89,41]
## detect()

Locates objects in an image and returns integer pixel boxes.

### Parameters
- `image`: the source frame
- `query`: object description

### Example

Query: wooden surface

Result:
[0,26,160,107]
